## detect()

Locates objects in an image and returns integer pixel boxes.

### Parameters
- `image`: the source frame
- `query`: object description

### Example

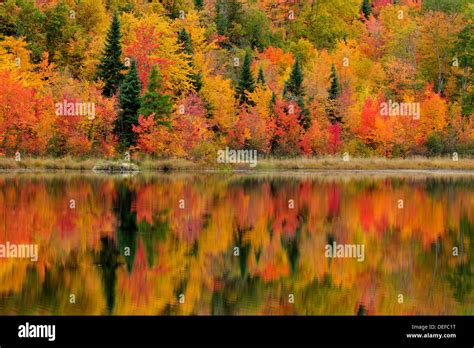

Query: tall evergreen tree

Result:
[285,58,304,97]
[285,58,310,129]
[96,13,125,97]
[138,65,173,127]
[257,66,266,86]
[360,0,371,20]
[116,60,142,149]
[236,50,256,105]
[328,64,341,100]
[327,64,342,123]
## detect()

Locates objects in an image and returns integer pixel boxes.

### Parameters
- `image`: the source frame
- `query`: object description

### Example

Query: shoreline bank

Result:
[1,157,474,172]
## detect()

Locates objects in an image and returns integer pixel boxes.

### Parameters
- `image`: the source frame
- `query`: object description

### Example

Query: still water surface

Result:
[0,172,472,315]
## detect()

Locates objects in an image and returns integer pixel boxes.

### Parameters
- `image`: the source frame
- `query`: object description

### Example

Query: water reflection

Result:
[0,173,472,315]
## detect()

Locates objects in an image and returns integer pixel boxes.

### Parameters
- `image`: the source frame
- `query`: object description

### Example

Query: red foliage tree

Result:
[326,123,343,154]
[272,100,302,156]
[124,24,170,92]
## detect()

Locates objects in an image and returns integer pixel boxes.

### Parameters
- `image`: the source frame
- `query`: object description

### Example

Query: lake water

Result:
[0,172,472,315]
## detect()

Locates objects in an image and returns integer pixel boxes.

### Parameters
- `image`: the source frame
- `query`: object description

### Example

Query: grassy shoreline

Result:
[1,156,474,172]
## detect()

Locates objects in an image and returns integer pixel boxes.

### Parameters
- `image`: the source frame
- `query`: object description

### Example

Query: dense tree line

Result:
[0,0,472,159]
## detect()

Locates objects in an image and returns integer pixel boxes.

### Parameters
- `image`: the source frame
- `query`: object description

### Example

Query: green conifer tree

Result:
[285,58,310,129]
[116,60,142,149]
[285,58,304,97]
[327,64,342,123]
[96,13,125,97]
[236,50,256,105]
[328,64,341,100]
[138,65,173,127]
[360,0,371,20]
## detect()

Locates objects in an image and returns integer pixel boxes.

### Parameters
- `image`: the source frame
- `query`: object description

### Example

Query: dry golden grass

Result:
[0,156,473,171]
[139,158,198,171]
[0,157,96,170]
[256,156,474,170]
[0,157,197,171]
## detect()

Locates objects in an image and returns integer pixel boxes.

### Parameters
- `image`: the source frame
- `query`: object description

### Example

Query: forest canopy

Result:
[0,0,472,160]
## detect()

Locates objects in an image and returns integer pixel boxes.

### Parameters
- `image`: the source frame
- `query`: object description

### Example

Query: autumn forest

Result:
[0,0,472,161]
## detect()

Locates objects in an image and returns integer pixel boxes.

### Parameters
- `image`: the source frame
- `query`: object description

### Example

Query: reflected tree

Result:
[96,236,120,315]
[114,182,138,273]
